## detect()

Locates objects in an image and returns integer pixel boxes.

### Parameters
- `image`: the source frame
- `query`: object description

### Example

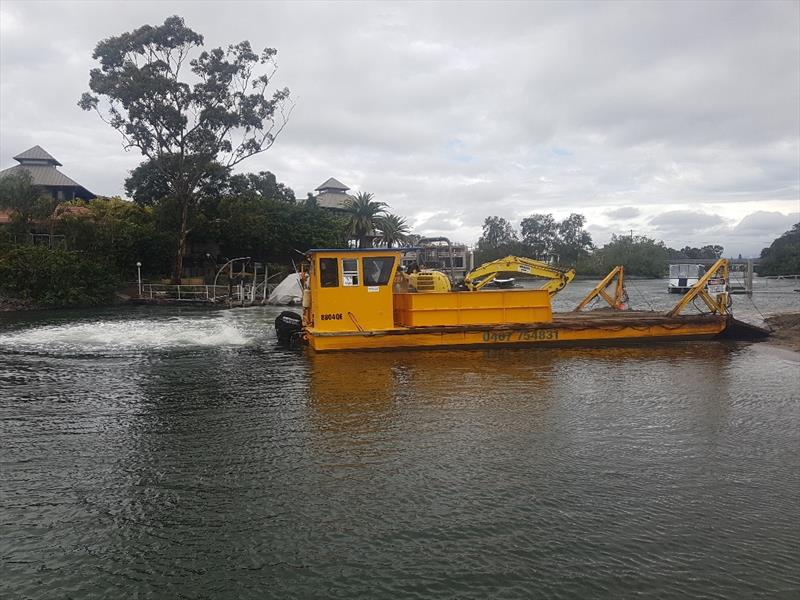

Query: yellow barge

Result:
[279,248,763,352]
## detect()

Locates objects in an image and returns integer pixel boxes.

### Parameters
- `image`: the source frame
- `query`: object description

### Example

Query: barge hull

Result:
[307,312,728,352]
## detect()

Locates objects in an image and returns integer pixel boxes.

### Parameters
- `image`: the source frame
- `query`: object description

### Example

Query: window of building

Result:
[57,190,64,201]
[342,258,359,286]
[440,256,464,268]
[320,258,339,287]
[362,257,396,286]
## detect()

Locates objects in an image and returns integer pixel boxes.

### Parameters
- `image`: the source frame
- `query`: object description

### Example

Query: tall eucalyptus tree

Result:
[79,15,292,281]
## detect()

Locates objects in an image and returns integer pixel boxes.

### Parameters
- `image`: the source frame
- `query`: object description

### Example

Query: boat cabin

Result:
[303,249,553,334]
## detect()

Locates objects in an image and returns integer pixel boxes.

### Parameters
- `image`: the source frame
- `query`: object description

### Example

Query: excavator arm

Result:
[464,256,576,295]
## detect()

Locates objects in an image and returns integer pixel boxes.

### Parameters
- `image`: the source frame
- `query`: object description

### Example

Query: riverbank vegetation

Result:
[758,224,800,276]
[0,239,119,308]
[473,213,736,278]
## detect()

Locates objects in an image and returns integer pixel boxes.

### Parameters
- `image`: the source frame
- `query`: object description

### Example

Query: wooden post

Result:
[746,259,754,297]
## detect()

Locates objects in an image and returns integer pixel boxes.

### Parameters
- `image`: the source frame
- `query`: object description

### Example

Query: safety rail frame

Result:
[141,283,272,303]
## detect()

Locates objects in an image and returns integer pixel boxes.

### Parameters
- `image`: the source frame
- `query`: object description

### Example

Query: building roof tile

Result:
[13,145,62,166]
[315,177,349,192]
[0,164,94,198]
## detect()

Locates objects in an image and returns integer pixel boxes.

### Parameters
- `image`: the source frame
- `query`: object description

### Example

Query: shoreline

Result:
[763,312,800,352]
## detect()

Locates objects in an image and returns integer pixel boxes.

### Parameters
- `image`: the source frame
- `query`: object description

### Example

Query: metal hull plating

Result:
[306,312,729,352]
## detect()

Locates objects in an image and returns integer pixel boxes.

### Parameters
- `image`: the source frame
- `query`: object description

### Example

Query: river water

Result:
[1,279,798,599]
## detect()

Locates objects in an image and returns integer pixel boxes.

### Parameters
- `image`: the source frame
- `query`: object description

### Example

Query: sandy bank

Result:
[764,312,800,352]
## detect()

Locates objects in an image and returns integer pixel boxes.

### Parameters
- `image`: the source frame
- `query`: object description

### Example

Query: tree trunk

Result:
[172,199,190,284]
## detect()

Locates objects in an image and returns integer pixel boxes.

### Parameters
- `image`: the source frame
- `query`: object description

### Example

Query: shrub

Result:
[0,245,119,307]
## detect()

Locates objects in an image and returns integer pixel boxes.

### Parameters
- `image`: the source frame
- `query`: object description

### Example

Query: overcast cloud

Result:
[1,0,798,256]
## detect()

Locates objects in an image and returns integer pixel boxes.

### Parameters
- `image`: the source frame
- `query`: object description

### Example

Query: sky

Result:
[1,0,798,257]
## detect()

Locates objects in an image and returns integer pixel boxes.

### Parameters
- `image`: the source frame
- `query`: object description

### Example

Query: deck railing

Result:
[140,282,275,303]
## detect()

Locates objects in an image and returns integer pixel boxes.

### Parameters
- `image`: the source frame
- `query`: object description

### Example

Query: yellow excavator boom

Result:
[464,256,576,295]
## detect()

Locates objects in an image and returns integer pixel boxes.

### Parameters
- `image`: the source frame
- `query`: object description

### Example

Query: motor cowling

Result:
[275,311,303,344]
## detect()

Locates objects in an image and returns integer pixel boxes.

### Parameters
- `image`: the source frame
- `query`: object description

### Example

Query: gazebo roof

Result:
[0,145,94,199]
[315,177,349,192]
[13,145,62,166]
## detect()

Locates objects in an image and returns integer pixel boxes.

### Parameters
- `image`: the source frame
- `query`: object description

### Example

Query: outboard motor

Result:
[275,311,303,345]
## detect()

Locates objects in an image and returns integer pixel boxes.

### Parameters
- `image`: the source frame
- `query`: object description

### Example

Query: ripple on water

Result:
[1,308,799,599]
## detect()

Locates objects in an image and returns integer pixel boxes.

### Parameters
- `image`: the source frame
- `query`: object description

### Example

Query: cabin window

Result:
[342,258,359,286]
[362,257,395,286]
[319,258,339,287]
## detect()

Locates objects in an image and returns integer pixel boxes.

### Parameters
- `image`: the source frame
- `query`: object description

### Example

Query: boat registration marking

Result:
[482,329,559,343]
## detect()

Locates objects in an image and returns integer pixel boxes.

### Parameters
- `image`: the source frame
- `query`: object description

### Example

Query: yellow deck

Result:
[393,289,552,326]
[306,311,728,352]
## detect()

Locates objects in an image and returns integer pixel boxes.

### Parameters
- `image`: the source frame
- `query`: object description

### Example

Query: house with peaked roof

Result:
[0,145,95,202]
[313,177,355,209]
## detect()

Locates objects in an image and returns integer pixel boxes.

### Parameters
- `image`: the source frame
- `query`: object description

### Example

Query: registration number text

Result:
[482,329,559,343]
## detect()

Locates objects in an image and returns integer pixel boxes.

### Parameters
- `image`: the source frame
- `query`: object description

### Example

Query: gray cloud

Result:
[1,0,798,257]
[648,211,726,233]
[731,211,800,237]
[604,207,641,220]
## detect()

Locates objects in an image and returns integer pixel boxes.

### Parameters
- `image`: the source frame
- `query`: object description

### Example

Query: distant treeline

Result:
[757,224,800,276]
[473,214,798,278]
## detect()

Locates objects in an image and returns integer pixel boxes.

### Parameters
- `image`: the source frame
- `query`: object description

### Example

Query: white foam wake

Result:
[0,315,252,352]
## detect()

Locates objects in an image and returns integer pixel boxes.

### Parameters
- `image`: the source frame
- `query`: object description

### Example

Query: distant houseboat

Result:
[668,263,705,294]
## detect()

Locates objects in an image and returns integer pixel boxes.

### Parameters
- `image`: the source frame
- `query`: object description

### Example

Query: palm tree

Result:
[377,213,411,248]
[344,192,387,248]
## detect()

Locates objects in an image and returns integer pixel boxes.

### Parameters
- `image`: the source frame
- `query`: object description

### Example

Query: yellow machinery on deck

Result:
[403,255,576,295]
[406,270,452,293]
[463,255,575,294]
[287,249,753,352]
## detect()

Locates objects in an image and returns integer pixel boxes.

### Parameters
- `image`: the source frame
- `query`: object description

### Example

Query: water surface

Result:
[1,280,798,598]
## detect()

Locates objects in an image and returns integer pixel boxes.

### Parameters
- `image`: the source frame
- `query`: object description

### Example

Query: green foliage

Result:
[758,223,800,275]
[80,15,292,281]
[376,213,410,247]
[0,245,119,307]
[200,194,346,262]
[554,213,593,265]
[585,234,669,277]
[478,213,593,266]
[227,171,296,203]
[477,216,517,250]
[343,192,387,248]
[475,217,520,263]
[124,158,231,208]
[0,171,57,236]
[54,197,173,278]
[80,16,289,165]
[520,213,556,259]
[669,244,724,259]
